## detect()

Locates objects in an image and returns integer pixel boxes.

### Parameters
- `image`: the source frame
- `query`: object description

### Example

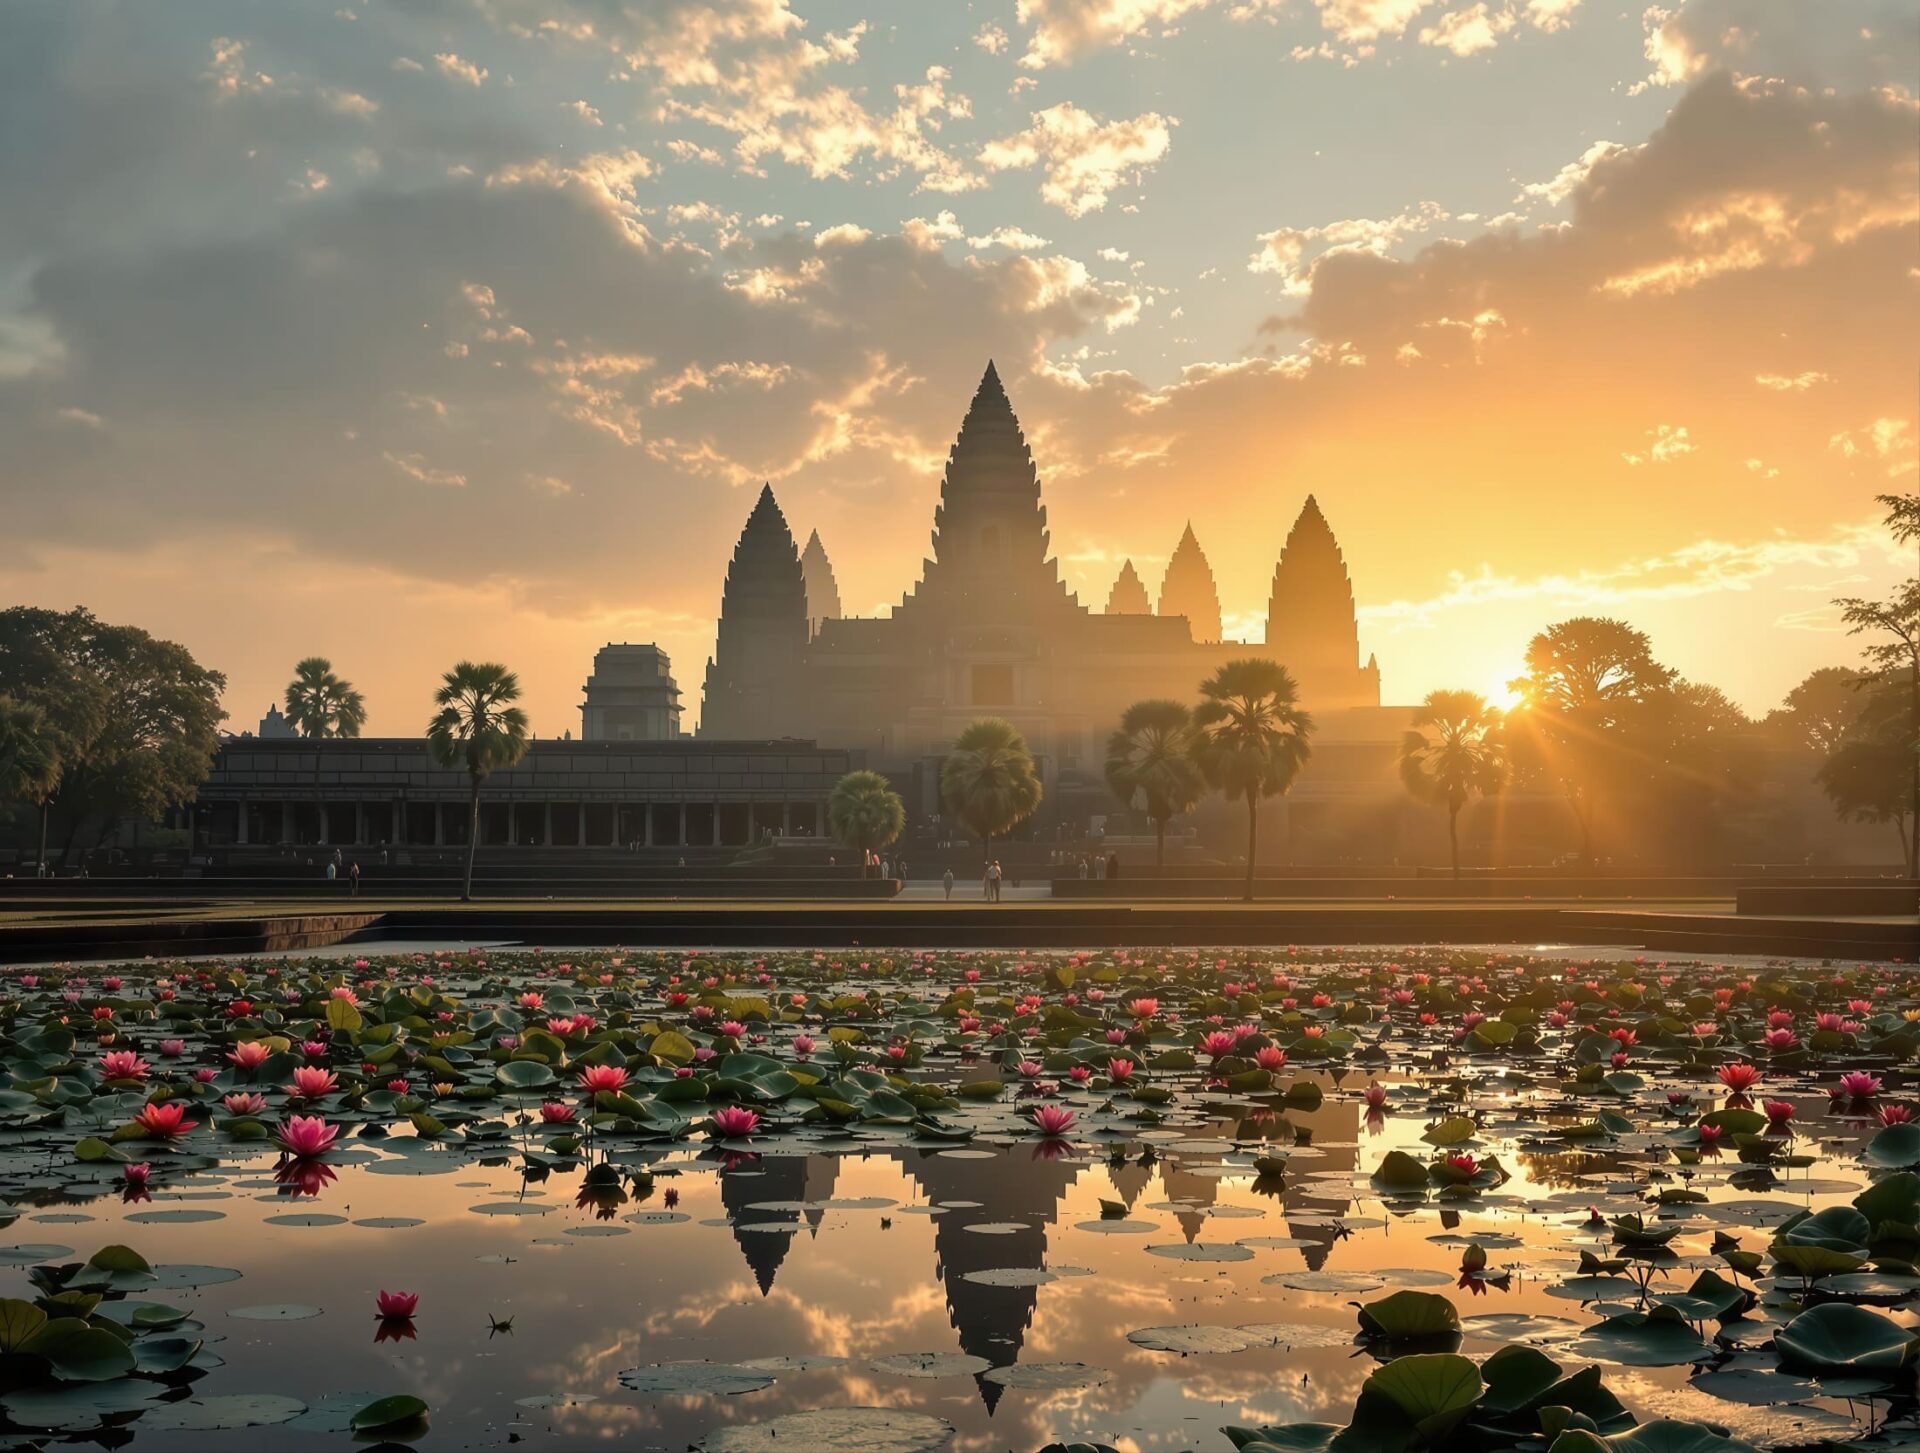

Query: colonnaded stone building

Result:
[699,362,1407,842]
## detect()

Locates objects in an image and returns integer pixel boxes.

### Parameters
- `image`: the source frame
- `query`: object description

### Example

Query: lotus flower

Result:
[133,1101,193,1140]
[1031,1105,1076,1137]
[123,1162,151,1191]
[157,1039,185,1057]
[223,1091,268,1115]
[578,1064,630,1095]
[100,1050,150,1081]
[1254,1046,1287,1072]
[1840,1071,1884,1099]
[1364,1083,1388,1110]
[227,1041,271,1072]
[792,1034,816,1058]
[1128,998,1159,1019]
[289,1066,338,1099]
[1717,1063,1762,1093]
[276,1115,338,1157]
[1881,1104,1915,1127]
[375,1290,419,1319]
[710,1106,760,1139]
[1763,1099,1795,1125]
[718,1021,748,1039]
[539,1101,576,1124]
[1697,1123,1724,1146]
[1199,1031,1238,1059]
[1445,1153,1478,1177]
[1107,1058,1135,1083]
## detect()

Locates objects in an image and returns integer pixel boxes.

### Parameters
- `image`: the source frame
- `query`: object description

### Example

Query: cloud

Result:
[1621,422,1695,465]
[1011,0,1214,68]
[980,103,1175,216]
[1250,202,1449,296]
[433,52,489,87]
[1638,0,1920,91]
[1418,4,1515,55]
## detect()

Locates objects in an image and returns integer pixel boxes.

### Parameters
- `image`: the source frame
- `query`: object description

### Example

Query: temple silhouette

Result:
[700,364,1384,806]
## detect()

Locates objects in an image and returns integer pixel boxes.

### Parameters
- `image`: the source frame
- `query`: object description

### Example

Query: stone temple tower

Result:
[799,529,842,639]
[1157,523,1223,643]
[1104,559,1151,615]
[700,484,809,738]
[1264,495,1380,707]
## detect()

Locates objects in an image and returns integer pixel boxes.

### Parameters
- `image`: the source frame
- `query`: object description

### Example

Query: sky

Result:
[0,0,1914,735]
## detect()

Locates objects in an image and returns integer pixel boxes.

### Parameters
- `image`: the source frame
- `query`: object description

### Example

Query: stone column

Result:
[781,802,792,835]
[676,803,686,846]
[812,801,824,836]
[711,804,722,846]
[236,800,249,846]
[354,802,366,845]
[433,802,445,846]
[577,805,587,847]
[644,807,654,847]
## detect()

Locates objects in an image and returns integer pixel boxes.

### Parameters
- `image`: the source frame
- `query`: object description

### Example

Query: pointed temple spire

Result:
[700,483,808,738]
[1103,558,1151,615]
[1264,495,1378,707]
[799,528,842,639]
[1156,522,1222,643]
[900,361,1079,622]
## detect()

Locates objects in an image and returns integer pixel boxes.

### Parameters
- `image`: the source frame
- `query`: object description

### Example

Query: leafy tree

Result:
[1507,617,1675,864]
[1104,699,1205,868]
[0,696,61,874]
[0,607,225,861]
[1818,681,1913,863]
[426,662,530,901]
[284,656,367,843]
[1190,659,1314,901]
[1832,492,1919,876]
[827,770,905,876]
[1397,690,1508,880]
[1764,666,1870,754]
[939,718,1042,864]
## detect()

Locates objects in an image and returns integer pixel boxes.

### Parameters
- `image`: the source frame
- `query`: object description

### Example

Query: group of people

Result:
[319,847,362,894]
[1072,852,1122,881]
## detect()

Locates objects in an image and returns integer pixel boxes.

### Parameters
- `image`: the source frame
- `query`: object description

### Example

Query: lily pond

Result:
[2,948,1920,1452]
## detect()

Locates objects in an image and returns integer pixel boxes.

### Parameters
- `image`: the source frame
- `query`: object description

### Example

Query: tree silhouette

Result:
[1831,492,1918,876]
[1103,699,1204,868]
[940,718,1042,865]
[0,696,61,875]
[284,656,367,843]
[1765,666,1871,755]
[1190,659,1313,901]
[1507,617,1675,865]
[1819,680,1913,864]
[426,662,530,900]
[1397,690,1508,880]
[828,770,905,876]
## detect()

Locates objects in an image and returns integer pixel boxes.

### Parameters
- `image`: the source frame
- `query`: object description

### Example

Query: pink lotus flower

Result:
[223,1092,268,1115]
[1128,998,1159,1019]
[1105,1027,1127,1044]
[1069,1065,1091,1083]
[718,1021,748,1039]
[1200,1031,1238,1059]
[1763,1099,1795,1125]
[1881,1104,1915,1127]
[1364,1083,1388,1110]
[957,1017,981,1034]
[1107,1058,1135,1083]
[100,1050,149,1081]
[227,1041,271,1071]
[123,1162,151,1190]
[1017,1060,1043,1079]
[792,1034,816,1058]
[1254,1046,1287,1072]
[1764,1028,1799,1050]
[289,1066,338,1099]
[1718,1063,1762,1093]
[275,1115,338,1157]
[1031,1105,1076,1137]
[1445,1153,1478,1177]
[1840,1072,1884,1098]
[375,1290,418,1319]
[517,992,543,1009]
[539,1101,576,1124]
[133,1102,193,1140]
[710,1106,760,1139]
[1697,1123,1724,1146]
[578,1064,630,1095]
[157,1039,185,1057]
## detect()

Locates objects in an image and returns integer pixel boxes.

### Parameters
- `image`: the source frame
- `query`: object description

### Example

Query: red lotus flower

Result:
[710,1106,760,1139]
[133,1101,194,1140]
[578,1064,629,1095]
[1763,1099,1795,1125]
[1717,1063,1762,1093]
[1254,1046,1287,1072]
[100,1050,150,1081]
[1107,1058,1135,1083]
[275,1115,338,1157]
[1032,1105,1076,1137]
[539,1101,576,1124]
[375,1290,419,1319]
[288,1066,338,1099]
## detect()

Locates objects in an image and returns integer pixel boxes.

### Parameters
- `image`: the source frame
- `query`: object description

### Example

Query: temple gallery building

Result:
[699,361,1423,849]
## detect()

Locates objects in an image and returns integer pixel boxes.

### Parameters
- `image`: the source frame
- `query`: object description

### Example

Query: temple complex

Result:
[699,363,1389,821]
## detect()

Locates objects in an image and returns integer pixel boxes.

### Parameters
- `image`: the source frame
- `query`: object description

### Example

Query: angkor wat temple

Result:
[701,363,1384,796]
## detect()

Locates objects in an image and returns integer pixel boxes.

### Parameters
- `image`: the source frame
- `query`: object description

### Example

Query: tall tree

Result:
[283,656,367,844]
[1832,492,1919,876]
[1818,680,1914,863]
[0,607,225,861]
[1103,699,1205,868]
[426,662,530,901]
[827,770,906,877]
[1397,689,1508,880]
[1190,659,1314,901]
[0,696,61,875]
[939,718,1043,864]
[1507,617,1675,864]
[1765,666,1871,754]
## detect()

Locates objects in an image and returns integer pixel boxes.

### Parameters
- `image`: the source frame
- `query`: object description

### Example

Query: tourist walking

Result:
[942,867,954,901]
[349,861,361,896]
[988,859,1003,902]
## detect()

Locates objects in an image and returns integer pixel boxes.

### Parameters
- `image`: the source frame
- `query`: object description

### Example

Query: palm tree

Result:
[1104,699,1204,868]
[940,718,1043,864]
[284,657,367,844]
[0,696,61,877]
[426,662,530,901]
[1398,689,1509,880]
[828,770,906,877]
[1191,659,1314,901]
